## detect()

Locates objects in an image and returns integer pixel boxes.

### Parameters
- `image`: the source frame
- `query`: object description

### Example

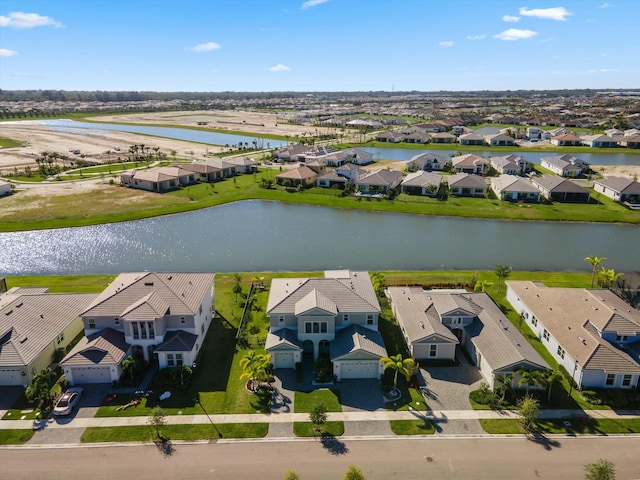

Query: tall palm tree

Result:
[494,265,512,293]
[380,354,415,392]
[496,373,514,402]
[584,256,606,288]
[240,352,271,392]
[545,370,563,403]
[517,369,546,395]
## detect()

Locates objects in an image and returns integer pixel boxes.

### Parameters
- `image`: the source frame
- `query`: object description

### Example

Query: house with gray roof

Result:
[387,287,548,389]
[447,173,487,197]
[266,271,387,380]
[484,133,516,147]
[540,154,587,177]
[593,177,640,204]
[458,133,484,146]
[619,134,640,149]
[355,169,403,194]
[60,272,215,385]
[225,156,258,174]
[0,288,97,386]
[401,171,443,196]
[581,134,620,148]
[490,154,527,175]
[406,153,445,172]
[507,281,640,389]
[532,175,591,202]
[490,175,540,203]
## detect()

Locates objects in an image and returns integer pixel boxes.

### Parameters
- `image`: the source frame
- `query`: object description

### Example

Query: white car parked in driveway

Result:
[53,387,83,416]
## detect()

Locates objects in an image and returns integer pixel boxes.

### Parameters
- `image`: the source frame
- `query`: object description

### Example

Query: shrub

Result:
[580,390,602,405]
[470,383,497,406]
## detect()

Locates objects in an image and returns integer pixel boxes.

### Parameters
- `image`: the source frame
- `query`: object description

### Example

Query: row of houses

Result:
[0,272,215,386]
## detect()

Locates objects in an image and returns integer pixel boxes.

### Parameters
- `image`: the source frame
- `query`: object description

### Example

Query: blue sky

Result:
[1,0,638,92]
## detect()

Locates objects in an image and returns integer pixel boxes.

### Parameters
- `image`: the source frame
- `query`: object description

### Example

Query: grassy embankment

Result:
[2,167,637,233]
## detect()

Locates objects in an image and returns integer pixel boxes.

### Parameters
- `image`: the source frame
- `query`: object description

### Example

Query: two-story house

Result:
[60,272,215,385]
[265,270,388,381]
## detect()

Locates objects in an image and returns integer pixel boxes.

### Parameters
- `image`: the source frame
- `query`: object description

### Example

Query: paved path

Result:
[3,408,639,431]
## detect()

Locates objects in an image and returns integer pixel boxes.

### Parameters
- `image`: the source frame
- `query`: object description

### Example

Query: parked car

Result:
[53,387,84,416]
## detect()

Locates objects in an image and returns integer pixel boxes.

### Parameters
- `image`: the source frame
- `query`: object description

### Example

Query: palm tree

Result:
[584,256,606,288]
[240,352,271,392]
[598,267,622,289]
[496,373,514,402]
[517,369,546,395]
[494,265,512,293]
[474,280,493,293]
[545,370,563,402]
[380,354,415,393]
[121,356,137,382]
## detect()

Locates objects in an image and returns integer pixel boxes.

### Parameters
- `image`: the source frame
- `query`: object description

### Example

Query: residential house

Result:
[275,166,318,187]
[581,134,619,148]
[181,158,236,182]
[374,131,402,143]
[458,133,485,146]
[430,132,456,144]
[402,131,430,144]
[604,128,623,137]
[226,156,257,174]
[60,272,215,385]
[343,148,374,165]
[490,154,527,175]
[593,177,640,204]
[0,180,11,197]
[305,160,328,175]
[526,127,544,140]
[387,288,549,389]
[484,133,516,147]
[451,153,488,175]
[506,281,640,389]
[0,288,97,386]
[548,127,571,137]
[401,171,443,196]
[355,169,403,194]
[316,171,348,189]
[619,134,640,149]
[265,270,387,381]
[490,175,540,203]
[120,166,196,193]
[447,173,487,197]
[551,133,583,147]
[406,153,445,172]
[451,125,470,136]
[532,175,591,202]
[335,163,360,181]
[272,145,311,163]
[540,154,588,177]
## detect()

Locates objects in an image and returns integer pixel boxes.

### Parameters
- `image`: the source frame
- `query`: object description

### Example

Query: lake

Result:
[0,201,637,276]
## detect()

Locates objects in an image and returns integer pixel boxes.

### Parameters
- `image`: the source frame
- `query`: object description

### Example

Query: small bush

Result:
[580,390,602,405]
[470,383,497,406]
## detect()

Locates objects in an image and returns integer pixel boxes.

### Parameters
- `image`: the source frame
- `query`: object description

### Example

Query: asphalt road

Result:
[2,436,639,480]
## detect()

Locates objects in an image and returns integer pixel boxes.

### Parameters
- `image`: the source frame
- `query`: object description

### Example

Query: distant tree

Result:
[474,280,493,293]
[584,256,606,288]
[494,264,512,293]
[584,459,615,480]
[232,274,243,302]
[309,403,328,433]
[344,465,366,480]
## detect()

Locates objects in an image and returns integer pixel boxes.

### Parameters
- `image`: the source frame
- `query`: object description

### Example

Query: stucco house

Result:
[0,288,97,386]
[355,169,403,194]
[226,156,258,173]
[447,173,487,197]
[401,171,443,196]
[406,153,445,172]
[490,175,540,203]
[490,154,527,175]
[121,165,196,193]
[593,177,640,204]
[387,288,548,389]
[484,133,516,147]
[581,134,619,148]
[506,281,640,389]
[275,166,318,187]
[619,134,640,149]
[430,132,456,144]
[540,154,588,177]
[181,158,236,182]
[60,272,215,385]
[550,133,583,147]
[451,154,488,175]
[532,175,591,202]
[265,270,387,381]
[458,133,484,146]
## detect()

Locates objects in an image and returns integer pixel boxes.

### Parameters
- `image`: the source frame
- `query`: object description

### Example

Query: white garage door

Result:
[340,361,379,379]
[273,352,294,369]
[0,368,24,386]
[71,366,111,384]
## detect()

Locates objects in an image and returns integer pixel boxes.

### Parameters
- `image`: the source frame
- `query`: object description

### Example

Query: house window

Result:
[132,322,139,340]
[321,322,327,333]
[305,323,312,334]
[201,324,205,334]
[114,317,120,325]
[556,346,565,359]
[199,304,203,315]
[605,374,615,386]
[88,318,96,329]
[616,335,629,342]
[180,316,186,324]
[147,322,155,339]
[279,315,284,324]
[56,333,64,344]
[367,314,374,325]
[313,322,320,333]
[343,314,349,323]
[622,375,632,387]
[140,322,147,339]
[167,354,175,367]
[176,354,183,366]
[429,345,437,358]
[543,329,550,341]
[531,316,538,327]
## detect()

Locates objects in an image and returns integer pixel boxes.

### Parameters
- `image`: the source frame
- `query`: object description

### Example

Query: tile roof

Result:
[595,176,640,194]
[402,171,443,188]
[265,328,303,351]
[59,328,128,366]
[330,324,387,360]
[491,175,539,194]
[153,330,199,352]
[451,154,488,167]
[532,175,589,193]
[447,173,487,188]
[356,169,403,187]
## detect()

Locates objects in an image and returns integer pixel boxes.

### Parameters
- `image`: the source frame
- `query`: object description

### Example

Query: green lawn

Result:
[294,389,342,413]
[81,423,268,443]
[292,421,344,437]
[6,275,116,293]
[0,429,36,445]
[479,418,640,435]
[384,387,428,412]
[389,419,436,435]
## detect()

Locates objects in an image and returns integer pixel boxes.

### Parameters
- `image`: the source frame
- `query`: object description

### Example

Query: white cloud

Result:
[502,15,520,22]
[494,28,538,41]
[0,12,62,28]
[589,68,610,73]
[301,0,329,9]
[0,48,17,57]
[188,42,221,52]
[467,35,486,40]
[439,41,454,47]
[518,7,572,21]
[267,64,291,72]
[600,3,613,7]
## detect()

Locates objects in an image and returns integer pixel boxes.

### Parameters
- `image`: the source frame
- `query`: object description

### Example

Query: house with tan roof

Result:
[120,166,196,193]
[490,175,540,203]
[458,133,484,146]
[265,271,387,381]
[451,153,488,175]
[406,153,445,172]
[275,166,318,187]
[430,132,456,144]
[60,272,214,385]
[181,158,236,182]
[506,281,640,389]
[593,177,640,204]
[401,171,443,196]
[387,288,548,389]
[551,133,583,147]
[0,288,97,386]
[447,173,487,197]
[490,154,527,175]
[484,133,516,147]
[355,169,403,194]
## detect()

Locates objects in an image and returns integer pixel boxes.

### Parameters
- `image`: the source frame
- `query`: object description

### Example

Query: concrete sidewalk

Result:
[3,408,639,430]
